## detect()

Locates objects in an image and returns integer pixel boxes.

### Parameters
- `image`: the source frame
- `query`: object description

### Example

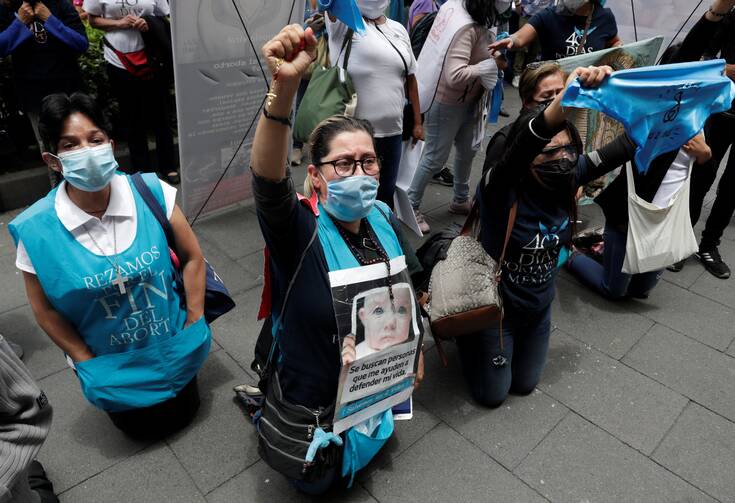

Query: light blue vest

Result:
[8,174,211,412]
[315,200,403,270]
[313,200,401,485]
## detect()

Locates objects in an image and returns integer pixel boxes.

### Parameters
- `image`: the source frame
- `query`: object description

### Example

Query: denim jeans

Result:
[375,134,404,209]
[456,305,552,407]
[567,223,662,299]
[408,100,479,209]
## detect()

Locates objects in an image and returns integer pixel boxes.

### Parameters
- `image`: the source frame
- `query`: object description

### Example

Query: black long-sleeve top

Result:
[478,110,636,312]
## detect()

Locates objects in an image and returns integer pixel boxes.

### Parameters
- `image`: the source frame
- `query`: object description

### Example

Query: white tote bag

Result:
[621,161,698,274]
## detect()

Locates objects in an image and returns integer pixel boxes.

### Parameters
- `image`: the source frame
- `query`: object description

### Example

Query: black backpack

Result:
[409,10,437,58]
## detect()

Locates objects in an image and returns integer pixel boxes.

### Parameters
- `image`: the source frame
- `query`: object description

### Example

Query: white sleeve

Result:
[83,0,104,16]
[159,179,177,220]
[154,0,170,16]
[15,240,37,275]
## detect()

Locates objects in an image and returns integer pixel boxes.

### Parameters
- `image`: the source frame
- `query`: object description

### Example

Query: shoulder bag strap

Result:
[264,222,320,371]
[497,201,518,275]
[337,28,354,69]
[575,5,595,56]
[375,23,408,77]
[130,173,177,253]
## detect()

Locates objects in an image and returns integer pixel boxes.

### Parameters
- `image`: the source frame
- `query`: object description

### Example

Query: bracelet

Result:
[708,6,731,17]
[263,107,291,127]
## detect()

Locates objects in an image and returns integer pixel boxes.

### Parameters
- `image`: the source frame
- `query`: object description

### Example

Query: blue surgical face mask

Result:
[54,143,119,192]
[320,174,379,222]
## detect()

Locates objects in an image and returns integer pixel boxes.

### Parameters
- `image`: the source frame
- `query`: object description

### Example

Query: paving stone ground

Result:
[1,88,734,502]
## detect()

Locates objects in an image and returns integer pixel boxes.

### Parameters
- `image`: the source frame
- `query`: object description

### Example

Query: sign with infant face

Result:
[328,256,423,434]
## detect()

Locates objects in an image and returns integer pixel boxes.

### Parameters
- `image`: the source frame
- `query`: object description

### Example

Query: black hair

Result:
[659,42,682,65]
[38,93,112,153]
[308,115,376,165]
[464,0,496,27]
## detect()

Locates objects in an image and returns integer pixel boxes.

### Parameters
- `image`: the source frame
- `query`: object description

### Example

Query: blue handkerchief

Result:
[562,60,735,173]
[318,0,366,34]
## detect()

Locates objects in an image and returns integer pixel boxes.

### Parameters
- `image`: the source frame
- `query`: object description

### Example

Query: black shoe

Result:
[696,247,731,279]
[666,258,687,273]
[431,167,454,186]
[28,460,59,503]
[499,108,510,118]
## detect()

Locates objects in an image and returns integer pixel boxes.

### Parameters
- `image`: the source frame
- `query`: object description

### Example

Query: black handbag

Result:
[131,173,235,323]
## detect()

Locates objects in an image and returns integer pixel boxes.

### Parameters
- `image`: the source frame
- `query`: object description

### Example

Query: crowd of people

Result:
[2,0,735,499]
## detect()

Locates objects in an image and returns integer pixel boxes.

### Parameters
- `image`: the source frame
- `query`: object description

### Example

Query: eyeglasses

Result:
[539,144,579,162]
[318,156,380,178]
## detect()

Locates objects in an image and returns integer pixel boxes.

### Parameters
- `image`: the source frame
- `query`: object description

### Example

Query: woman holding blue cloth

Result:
[250,24,424,495]
[8,93,211,438]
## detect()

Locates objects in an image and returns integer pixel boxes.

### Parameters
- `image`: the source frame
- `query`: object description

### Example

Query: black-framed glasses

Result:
[539,144,578,161]
[318,156,380,177]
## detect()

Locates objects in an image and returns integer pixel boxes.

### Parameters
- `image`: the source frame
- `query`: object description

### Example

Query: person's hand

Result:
[33,2,51,22]
[494,52,509,72]
[261,24,318,84]
[725,63,735,82]
[684,132,712,164]
[488,36,514,53]
[411,123,424,145]
[341,334,356,366]
[133,17,148,32]
[413,350,424,391]
[72,348,95,363]
[565,65,613,89]
[17,1,34,24]
[117,14,137,29]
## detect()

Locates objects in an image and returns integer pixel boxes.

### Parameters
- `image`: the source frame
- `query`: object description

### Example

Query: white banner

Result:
[606,0,709,57]
[171,0,305,219]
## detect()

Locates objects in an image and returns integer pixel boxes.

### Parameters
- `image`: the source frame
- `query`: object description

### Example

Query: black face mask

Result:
[530,158,576,193]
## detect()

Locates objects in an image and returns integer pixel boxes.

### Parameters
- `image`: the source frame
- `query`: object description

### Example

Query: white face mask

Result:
[356,0,389,19]
[495,0,512,14]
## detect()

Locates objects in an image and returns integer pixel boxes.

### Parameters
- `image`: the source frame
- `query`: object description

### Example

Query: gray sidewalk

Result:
[1,90,734,502]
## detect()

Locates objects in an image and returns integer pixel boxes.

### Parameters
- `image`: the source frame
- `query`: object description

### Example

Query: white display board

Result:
[171,0,305,220]
[606,0,709,55]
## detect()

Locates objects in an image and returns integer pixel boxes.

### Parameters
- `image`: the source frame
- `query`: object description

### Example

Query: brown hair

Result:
[518,61,563,106]
[303,115,377,196]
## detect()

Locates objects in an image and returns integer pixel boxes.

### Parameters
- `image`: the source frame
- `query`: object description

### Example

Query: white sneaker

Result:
[414,209,430,234]
[290,147,303,166]
[512,75,520,88]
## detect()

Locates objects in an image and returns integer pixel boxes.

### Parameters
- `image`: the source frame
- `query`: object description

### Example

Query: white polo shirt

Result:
[16,174,176,274]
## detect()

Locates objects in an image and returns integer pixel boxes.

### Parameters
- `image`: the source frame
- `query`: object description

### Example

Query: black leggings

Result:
[107,376,200,438]
[106,64,176,176]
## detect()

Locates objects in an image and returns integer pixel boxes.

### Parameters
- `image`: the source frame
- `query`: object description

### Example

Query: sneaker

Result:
[512,75,520,88]
[413,209,430,234]
[290,147,303,166]
[696,247,731,279]
[449,199,472,215]
[666,258,687,273]
[431,167,454,186]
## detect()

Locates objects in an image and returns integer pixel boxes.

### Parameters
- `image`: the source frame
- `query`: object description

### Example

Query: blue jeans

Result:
[567,223,663,300]
[375,134,403,209]
[456,305,552,407]
[408,101,479,209]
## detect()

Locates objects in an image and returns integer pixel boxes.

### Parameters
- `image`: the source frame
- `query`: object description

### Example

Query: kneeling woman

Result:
[465,65,636,407]
[9,93,211,437]
[251,25,423,494]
